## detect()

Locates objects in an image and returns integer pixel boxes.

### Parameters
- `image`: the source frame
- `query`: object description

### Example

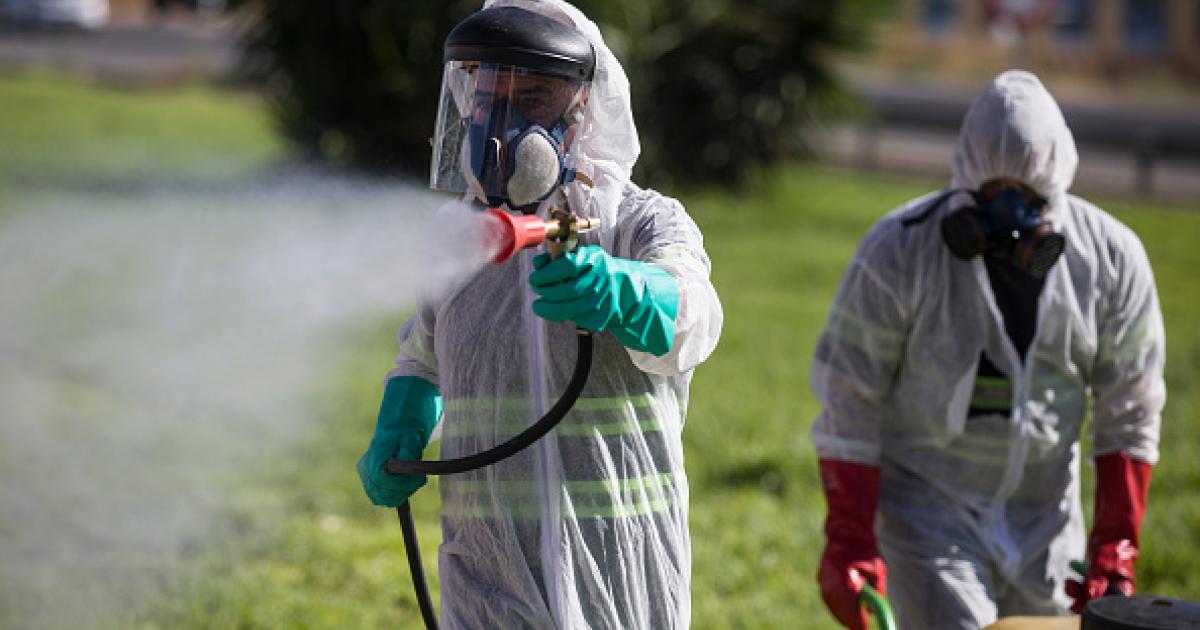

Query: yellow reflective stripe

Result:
[443,497,676,520]
[971,375,1011,410]
[441,394,666,439]
[573,394,656,412]
[441,417,663,439]
[557,418,664,437]
[969,397,1011,411]
[570,497,674,518]
[444,393,655,414]
[447,473,674,496]
[567,472,677,518]
[573,472,674,494]
[441,473,678,520]
[826,305,905,361]
[975,376,1010,389]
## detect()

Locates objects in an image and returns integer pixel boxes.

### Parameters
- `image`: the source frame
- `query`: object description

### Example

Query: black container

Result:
[1082,595,1200,630]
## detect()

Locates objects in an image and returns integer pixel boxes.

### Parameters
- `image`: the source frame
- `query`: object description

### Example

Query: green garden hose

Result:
[861,583,897,630]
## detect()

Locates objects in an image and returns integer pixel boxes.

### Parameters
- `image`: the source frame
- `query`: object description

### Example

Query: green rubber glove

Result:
[355,376,442,507]
[529,245,679,357]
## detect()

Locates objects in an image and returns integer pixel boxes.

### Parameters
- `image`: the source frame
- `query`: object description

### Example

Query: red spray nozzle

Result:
[486,207,549,264]
[484,207,599,264]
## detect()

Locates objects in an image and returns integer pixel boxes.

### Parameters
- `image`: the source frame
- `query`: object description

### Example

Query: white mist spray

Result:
[0,171,500,627]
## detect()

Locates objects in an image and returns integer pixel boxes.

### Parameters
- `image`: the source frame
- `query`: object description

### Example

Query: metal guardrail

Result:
[853,79,1200,159]
[844,78,1200,198]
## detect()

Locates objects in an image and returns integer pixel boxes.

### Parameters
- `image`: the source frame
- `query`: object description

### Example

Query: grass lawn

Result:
[1,73,1197,629]
[0,72,283,192]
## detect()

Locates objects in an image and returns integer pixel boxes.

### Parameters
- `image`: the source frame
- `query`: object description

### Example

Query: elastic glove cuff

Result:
[1090,452,1151,549]
[529,246,681,357]
[380,376,442,443]
[819,459,881,547]
[610,262,679,356]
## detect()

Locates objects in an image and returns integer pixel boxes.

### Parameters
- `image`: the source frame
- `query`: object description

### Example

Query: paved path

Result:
[827,74,1200,205]
[811,122,1200,205]
[0,16,236,85]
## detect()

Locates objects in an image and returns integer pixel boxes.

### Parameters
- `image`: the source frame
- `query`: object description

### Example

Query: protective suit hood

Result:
[951,70,1078,214]
[483,0,639,227]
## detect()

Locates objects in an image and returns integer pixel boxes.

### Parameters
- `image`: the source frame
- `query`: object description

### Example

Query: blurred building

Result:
[110,0,226,23]
[882,0,1200,79]
[1,0,109,28]
[0,0,225,27]
[814,1,1200,202]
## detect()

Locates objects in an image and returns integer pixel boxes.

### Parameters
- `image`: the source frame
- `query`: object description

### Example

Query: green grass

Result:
[0,71,285,192]
[3,73,1198,629]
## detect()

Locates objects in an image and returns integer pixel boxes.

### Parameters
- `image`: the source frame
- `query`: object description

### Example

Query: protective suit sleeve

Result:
[1088,233,1164,464]
[388,300,440,386]
[355,375,443,507]
[1066,451,1152,613]
[616,189,723,376]
[810,224,910,465]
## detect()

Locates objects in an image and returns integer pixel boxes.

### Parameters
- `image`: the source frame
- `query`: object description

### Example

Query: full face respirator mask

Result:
[941,185,1065,278]
[428,6,595,215]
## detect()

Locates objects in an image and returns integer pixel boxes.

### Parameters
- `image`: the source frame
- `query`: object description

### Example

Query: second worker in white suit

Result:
[810,70,1165,630]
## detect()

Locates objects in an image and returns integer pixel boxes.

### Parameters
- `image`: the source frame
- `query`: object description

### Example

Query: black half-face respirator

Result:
[941,186,1065,278]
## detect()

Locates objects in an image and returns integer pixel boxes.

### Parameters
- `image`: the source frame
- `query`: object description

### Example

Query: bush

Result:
[241,0,479,177]
[242,0,885,188]
[575,0,883,189]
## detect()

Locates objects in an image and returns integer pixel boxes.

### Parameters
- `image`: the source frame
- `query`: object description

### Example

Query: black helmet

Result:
[444,6,595,82]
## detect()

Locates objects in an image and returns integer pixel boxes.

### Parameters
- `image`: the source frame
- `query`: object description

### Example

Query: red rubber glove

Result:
[1066,452,1152,614]
[817,459,887,630]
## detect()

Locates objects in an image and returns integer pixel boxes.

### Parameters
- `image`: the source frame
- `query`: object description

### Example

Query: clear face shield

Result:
[430,62,588,213]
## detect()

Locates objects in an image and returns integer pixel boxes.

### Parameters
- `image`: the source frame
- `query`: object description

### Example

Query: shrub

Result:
[241,0,885,188]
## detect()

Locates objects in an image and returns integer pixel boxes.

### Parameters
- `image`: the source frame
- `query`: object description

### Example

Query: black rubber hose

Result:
[397,501,439,630]
[389,330,593,630]
[385,330,593,476]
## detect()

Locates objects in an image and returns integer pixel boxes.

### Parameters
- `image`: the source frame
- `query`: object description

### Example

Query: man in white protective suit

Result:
[810,70,1165,630]
[355,1,723,628]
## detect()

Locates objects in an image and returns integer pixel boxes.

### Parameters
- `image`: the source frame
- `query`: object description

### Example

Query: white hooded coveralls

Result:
[391,1,723,628]
[810,71,1165,629]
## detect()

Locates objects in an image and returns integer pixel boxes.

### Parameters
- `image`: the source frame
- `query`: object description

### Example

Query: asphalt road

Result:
[812,122,1200,204]
[0,16,236,85]
[828,75,1200,204]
